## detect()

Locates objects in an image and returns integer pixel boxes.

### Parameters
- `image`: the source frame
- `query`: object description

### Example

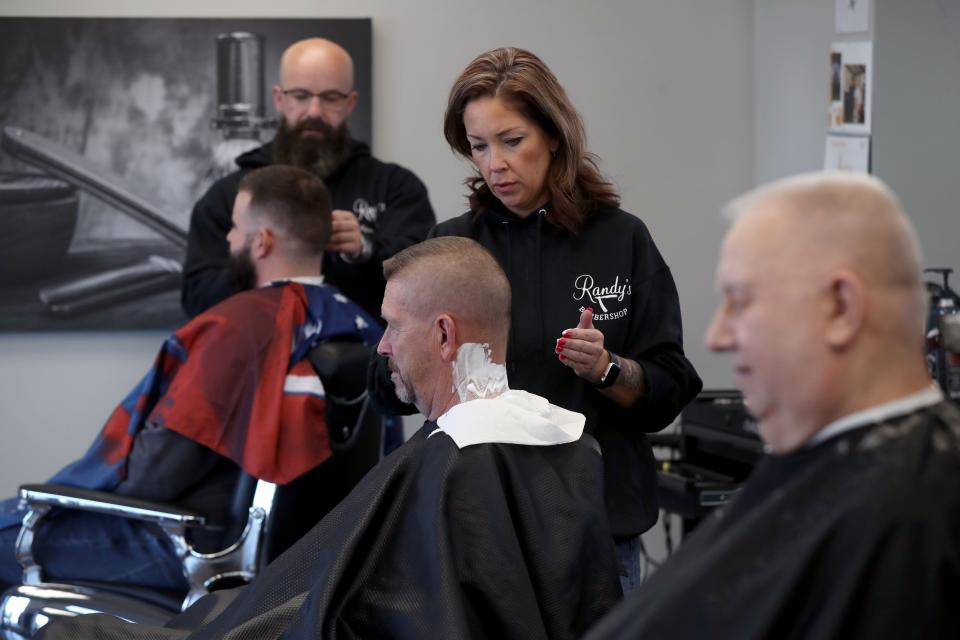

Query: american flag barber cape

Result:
[0,281,382,527]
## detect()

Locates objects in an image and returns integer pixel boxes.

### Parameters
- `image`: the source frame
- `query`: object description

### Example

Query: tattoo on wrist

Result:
[617,358,645,395]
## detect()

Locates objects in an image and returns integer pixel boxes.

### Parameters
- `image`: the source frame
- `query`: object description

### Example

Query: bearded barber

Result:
[182,37,436,320]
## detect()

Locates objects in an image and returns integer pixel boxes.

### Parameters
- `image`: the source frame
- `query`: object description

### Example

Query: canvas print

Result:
[0,17,371,331]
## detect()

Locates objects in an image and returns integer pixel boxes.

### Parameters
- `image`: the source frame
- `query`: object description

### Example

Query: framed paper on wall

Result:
[824,134,870,173]
[827,41,872,135]
[835,0,870,34]
[0,17,371,331]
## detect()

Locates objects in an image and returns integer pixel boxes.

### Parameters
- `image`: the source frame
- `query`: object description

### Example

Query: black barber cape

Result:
[40,421,622,640]
[585,401,960,640]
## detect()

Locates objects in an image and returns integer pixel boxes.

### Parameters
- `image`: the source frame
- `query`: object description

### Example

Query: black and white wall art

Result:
[0,17,371,331]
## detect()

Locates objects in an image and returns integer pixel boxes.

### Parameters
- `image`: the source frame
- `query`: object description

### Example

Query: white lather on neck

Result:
[432,343,585,449]
[451,342,509,402]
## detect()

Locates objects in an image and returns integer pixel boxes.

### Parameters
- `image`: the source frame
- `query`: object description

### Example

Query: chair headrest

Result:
[307,341,372,400]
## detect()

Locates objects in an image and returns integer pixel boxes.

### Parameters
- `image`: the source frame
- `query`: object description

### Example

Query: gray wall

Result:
[754,0,960,288]
[0,0,757,496]
[753,1,839,184]
[873,0,960,276]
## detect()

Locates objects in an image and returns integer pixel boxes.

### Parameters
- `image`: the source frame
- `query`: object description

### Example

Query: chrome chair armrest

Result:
[178,480,277,608]
[18,484,205,528]
[14,484,205,588]
[13,481,277,609]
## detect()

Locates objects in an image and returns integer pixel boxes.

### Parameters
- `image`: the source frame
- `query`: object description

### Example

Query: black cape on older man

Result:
[585,396,960,640]
[39,389,623,640]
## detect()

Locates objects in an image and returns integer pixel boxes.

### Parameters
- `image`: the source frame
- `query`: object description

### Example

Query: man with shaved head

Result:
[41,237,622,640]
[586,172,960,639]
[183,37,435,322]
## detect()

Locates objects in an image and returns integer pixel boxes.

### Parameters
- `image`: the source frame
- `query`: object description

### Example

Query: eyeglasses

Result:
[280,88,352,112]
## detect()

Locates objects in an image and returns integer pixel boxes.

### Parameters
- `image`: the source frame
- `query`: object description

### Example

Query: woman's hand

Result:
[556,307,609,383]
[556,307,647,408]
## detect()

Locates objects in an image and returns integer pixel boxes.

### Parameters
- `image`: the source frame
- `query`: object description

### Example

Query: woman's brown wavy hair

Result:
[443,47,619,233]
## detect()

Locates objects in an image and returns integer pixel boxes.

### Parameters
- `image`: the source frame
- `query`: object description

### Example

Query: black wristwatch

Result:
[594,351,621,389]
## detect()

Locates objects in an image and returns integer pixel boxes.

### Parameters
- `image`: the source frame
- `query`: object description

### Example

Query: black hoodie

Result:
[181,140,436,319]
[429,200,702,536]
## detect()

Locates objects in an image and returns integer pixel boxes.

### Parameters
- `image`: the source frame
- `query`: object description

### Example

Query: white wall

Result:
[0,0,755,495]
[753,0,837,184]
[0,332,166,495]
[872,0,960,276]
[754,0,960,287]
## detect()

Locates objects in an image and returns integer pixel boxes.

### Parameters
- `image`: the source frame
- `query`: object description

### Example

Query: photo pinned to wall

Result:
[0,17,372,332]
[835,0,870,34]
[824,135,870,173]
[827,41,873,135]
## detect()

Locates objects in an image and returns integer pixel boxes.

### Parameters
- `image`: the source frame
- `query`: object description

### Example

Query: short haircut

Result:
[724,171,927,331]
[384,237,511,337]
[238,165,332,256]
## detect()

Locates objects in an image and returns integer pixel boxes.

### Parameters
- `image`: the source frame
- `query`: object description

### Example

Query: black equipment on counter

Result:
[656,389,763,534]
[925,268,960,402]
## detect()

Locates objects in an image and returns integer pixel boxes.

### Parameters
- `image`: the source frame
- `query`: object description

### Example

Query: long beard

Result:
[226,244,257,292]
[272,118,352,179]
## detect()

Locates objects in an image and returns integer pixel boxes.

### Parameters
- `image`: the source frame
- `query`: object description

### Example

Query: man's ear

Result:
[436,314,459,362]
[272,84,284,113]
[343,90,359,119]
[824,270,865,349]
[251,227,275,260]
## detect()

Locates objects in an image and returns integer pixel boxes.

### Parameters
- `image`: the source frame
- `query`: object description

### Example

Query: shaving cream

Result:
[452,342,509,402]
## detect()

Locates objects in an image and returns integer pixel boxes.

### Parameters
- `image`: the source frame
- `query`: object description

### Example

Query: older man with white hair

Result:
[586,172,960,639]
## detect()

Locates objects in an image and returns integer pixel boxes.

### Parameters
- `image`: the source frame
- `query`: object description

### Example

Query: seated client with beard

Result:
[36,237,623,640]
[0,165,382,594]
[181,37,436,321]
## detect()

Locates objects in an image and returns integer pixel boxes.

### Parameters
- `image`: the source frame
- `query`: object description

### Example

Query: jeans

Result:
[616,534,642,595]
[0,510,188,592]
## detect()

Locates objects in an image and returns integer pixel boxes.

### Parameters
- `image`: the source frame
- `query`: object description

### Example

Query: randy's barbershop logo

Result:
[353,198,386,225]
[573,274,631,320]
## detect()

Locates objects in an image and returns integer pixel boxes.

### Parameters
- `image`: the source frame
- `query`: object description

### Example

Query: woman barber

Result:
[375,47,702,592]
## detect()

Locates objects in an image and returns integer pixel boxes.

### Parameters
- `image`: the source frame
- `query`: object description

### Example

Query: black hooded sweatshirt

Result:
[372,199,702,537]
[181,140,436,319]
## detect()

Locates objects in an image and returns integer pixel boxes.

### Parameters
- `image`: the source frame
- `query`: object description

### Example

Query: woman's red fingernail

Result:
[559,354,566,361]
[556,346,564,353]
[586,307,593,313]
[558,338,566,346]
[562,330,571,337]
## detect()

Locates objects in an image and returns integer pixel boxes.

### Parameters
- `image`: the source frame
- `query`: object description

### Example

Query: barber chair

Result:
[0,341,381,639]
